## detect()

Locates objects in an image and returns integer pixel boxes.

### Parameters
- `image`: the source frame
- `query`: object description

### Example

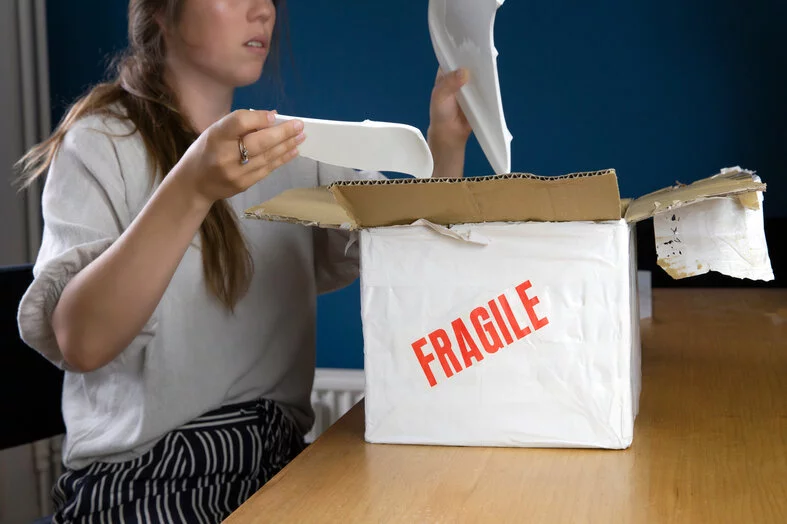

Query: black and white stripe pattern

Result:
[52,399,304,523]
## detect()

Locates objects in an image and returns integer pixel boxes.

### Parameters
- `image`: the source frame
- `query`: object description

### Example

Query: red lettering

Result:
[470,307,504,354]
[411,280,550,388]
[428,329,462,379]
[411,338,437,387]
[498,294,531,340]
[516,281,549,330]
[488,299,514,345]
[451,319,484,367]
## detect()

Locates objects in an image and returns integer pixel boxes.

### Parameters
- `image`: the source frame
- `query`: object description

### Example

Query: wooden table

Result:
[227,289,787,523]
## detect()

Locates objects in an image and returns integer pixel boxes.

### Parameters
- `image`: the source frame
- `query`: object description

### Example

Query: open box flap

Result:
[624,167,766,223]
[244,170,622,229]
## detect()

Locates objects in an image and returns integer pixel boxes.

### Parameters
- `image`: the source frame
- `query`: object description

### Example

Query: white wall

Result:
[0,1,49,521]
[0,0,31,267]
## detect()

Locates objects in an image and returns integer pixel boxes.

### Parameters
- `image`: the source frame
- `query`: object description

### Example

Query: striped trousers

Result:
[52,398,305,523]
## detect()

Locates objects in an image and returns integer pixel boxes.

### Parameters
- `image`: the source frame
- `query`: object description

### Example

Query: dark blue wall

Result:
[47,0,787,369]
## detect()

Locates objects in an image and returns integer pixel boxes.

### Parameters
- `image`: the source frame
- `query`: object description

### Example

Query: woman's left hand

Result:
[428,67,472,178]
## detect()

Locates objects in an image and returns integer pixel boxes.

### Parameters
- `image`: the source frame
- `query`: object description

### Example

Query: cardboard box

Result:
[245,167,772,448]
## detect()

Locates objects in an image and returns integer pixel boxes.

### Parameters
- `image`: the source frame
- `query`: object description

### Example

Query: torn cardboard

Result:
[623,166,766,222]
[245,167,772,282]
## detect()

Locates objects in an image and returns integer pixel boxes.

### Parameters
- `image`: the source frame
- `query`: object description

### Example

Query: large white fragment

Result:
[429,0,512,174]
[273,114,434,179]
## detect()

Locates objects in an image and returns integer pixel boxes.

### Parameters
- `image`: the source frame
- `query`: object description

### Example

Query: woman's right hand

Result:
[173,109,305,207]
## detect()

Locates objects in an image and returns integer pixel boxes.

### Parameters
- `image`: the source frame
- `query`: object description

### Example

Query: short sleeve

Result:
[312,163,386,294]
[17,120,149,368]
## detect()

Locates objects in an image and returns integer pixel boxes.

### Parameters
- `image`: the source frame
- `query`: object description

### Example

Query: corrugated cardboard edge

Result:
[328,170,616,187]
[624,166,766,223]
[327,170,621,227]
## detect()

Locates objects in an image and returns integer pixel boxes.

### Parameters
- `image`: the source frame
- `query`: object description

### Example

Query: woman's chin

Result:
[231,66,266,88]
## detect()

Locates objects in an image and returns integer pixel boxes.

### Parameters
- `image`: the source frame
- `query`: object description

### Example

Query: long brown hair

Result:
[16,0,287,311]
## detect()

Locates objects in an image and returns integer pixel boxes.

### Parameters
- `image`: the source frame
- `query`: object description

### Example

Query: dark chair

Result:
[0,264,65,451]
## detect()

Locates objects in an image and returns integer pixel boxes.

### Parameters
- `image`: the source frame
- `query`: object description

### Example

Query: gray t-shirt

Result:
[17,111,378,470]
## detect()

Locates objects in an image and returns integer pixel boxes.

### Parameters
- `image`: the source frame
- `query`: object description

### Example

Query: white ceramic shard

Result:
[429,0,512,175]
[273,114,434,179]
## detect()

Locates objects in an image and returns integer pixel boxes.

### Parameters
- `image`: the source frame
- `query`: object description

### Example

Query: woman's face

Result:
[166,0,276,88]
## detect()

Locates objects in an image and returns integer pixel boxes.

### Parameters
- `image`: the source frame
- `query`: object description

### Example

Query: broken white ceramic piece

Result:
[273,114,434,179]
[428,0,512,175]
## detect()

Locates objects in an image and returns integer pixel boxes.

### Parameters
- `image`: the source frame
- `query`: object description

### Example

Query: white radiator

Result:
[305,368,365,443]
[31,368,365,516]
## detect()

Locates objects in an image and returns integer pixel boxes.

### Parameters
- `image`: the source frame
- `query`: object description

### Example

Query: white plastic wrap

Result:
[361,220,639,449]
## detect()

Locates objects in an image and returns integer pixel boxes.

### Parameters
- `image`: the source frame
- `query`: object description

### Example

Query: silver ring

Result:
[239,137,249,165]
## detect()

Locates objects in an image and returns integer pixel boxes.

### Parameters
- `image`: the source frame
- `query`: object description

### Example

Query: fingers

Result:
[205,110,304,190]
[216,109,277,138]
[244,127,305,172]
[432,67,469,103]
[242,118,304,158]
[246,146,300,183]
[234,122,305,185]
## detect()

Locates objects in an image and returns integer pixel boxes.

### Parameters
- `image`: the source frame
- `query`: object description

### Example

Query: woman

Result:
[17,0,470,522]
